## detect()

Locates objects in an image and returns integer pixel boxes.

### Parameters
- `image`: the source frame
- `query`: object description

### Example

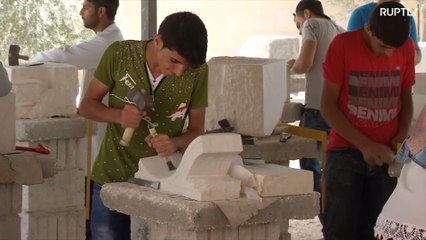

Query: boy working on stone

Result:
[79,12,208,240]
[320,2,414,239]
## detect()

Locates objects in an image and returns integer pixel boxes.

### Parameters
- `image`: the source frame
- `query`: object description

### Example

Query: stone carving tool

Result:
[119,88,154,146]
[128,177,160,189]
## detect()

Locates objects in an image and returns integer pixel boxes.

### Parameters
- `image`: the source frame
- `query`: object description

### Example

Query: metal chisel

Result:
[128,177,160,189]
[148,127,177,171]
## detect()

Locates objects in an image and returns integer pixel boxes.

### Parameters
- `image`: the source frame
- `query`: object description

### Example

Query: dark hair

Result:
[158,12,208,67]
[369,1,410,47]
[87,0,119,21]
[294,0,330,20]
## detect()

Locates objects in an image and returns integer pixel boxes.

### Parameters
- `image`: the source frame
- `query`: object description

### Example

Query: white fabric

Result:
[30,23,123,70]
[145,62,164,91]
[374,160,426,239]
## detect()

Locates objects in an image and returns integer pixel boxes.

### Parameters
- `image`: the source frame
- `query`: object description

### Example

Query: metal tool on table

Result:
[119,88,154,146]
[148,127,176,171]
[8,45,29,66]
[128,177,160,189]
[280,132,292,143]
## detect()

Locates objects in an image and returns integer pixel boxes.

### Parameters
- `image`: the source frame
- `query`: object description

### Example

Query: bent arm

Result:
[30,36,110,69]
[290,39,316,74]
[79,77,122,124]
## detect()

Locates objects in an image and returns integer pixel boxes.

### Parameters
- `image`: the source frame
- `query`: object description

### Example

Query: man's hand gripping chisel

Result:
[148,128,177,171]
[119,88,154,147]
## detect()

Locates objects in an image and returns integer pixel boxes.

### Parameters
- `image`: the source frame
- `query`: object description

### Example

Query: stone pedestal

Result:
[101,182,319,240]
[1,63,87,240]
[15,117,87,240]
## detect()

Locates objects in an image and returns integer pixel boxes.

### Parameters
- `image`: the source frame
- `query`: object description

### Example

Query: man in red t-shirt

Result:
[320,2,415,239]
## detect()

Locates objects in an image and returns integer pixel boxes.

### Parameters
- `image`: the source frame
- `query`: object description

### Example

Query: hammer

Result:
[8,45,29,66]
[119,88,154,147]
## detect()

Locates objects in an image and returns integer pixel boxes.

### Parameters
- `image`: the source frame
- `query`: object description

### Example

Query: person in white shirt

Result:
[30,0,124,102]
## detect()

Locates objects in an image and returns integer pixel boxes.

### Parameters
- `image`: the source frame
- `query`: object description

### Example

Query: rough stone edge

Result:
[16,116,87,141]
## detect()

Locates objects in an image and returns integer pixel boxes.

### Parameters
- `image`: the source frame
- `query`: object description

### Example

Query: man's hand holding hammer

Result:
[120,104,146,129]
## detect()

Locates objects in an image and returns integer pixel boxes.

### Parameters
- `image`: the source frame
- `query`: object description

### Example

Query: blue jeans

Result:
[91,183,131,240]
[299,108,330,193]
[322,148,396,240]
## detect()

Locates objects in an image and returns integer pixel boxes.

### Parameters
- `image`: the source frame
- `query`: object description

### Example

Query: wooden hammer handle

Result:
[119,128,135,146]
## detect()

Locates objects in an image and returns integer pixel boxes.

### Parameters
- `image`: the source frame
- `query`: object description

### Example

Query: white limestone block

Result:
[415,42,426,73]
[206,57,287,137]
[238,35,299,61]
[0,93,16,154]
[5,63,78,118]
[22,170,84,212]
[244,162,313,197]
[135,133,242,201]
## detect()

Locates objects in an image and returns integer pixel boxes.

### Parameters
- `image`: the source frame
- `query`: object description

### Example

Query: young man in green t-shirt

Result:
[79,11,208,240]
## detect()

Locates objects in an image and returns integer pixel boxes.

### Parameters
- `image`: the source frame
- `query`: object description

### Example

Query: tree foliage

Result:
[0,0,92,63]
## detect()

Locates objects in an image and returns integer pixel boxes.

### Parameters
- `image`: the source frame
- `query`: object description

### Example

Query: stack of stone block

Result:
[0,63,87,240]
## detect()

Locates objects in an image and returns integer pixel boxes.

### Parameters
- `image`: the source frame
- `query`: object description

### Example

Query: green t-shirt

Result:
[91,40,208,184]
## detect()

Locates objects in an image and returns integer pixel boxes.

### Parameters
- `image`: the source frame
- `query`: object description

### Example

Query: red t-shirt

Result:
[323,29,415,150]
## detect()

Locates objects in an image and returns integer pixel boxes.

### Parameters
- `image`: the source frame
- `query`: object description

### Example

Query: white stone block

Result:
[415,42,426,73]
[22,170,84,212]
[20,210,85,240]
[0,93,16,153]
[136,133,242,201]
[131,217,280,240]
[245,163,313,197]
[206,57,287,137]
[5,63,78,118]
[238,35,299,61]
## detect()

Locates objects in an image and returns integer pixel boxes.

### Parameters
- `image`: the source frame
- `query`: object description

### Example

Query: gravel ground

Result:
[288,216,323,240]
